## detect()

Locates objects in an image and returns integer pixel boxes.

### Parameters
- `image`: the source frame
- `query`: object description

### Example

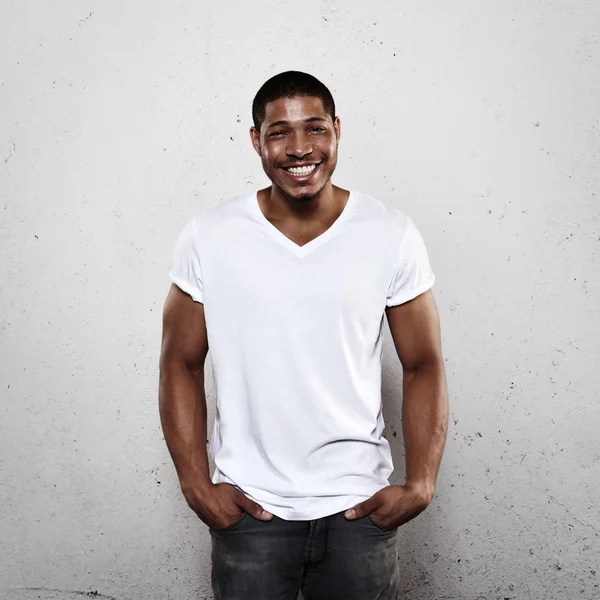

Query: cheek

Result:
[323,143,337,165]
[260,151,275,169]
[262,145,282,167]
[320,138,337,157]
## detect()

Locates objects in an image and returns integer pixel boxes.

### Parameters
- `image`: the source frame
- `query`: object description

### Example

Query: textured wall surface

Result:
[1,1,599,599]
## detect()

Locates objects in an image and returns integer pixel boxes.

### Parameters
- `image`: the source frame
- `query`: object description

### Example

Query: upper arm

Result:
[385,289,443,373]
[160,283,209,375]
[162,212,207,373]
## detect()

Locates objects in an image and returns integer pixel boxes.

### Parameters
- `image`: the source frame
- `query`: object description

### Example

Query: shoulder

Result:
[184,190,255,235]
[351,190,413,236]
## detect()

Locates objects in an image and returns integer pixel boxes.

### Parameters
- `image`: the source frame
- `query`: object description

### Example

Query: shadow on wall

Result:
[3,590,122,600]
[4,588,304,600]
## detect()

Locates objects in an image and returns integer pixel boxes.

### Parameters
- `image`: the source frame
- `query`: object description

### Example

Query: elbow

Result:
[159,351,205,379]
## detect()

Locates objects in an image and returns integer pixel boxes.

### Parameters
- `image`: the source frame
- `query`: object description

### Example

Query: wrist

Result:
[405,479,435,505]
[179,473,213,496]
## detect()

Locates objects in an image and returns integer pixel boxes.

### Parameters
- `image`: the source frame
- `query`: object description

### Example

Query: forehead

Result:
[263,96,329,125]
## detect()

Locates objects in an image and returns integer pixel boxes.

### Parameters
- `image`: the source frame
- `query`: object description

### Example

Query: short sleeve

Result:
[168,216,204,303]
[385,217,435,307]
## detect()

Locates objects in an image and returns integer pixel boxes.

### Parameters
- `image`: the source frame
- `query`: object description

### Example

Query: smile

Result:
[282,163,321,178]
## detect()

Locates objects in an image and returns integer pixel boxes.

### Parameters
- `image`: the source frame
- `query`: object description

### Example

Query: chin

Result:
[288,187,322,202]
[281,178,327,200]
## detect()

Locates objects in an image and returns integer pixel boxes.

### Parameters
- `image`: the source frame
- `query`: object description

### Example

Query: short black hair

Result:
[252,71,336,132]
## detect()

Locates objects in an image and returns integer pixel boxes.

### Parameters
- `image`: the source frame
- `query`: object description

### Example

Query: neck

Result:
[260,182,347,222]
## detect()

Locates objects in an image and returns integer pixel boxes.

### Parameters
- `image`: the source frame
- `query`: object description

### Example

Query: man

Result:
[159,71,448,600]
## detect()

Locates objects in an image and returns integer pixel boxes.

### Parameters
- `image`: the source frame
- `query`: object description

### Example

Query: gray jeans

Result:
[210,509,400,600]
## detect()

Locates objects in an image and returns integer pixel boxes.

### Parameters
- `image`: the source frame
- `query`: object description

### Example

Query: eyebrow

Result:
[266,116,328,129]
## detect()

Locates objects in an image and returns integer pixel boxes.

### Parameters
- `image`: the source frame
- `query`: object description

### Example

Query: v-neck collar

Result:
[250,189,356,258]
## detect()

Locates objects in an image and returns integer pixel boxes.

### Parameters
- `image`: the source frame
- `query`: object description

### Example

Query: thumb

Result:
[238,494,273,521]
[344,498,380,520]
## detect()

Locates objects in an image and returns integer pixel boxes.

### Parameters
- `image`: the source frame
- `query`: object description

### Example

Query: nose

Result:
[286,131,313,158]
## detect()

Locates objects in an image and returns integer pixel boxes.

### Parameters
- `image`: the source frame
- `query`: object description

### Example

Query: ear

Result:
[333,116,341,143]
[249,126,262,157]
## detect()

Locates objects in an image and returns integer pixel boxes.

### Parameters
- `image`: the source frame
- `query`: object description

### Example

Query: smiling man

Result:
[159,71,449,600]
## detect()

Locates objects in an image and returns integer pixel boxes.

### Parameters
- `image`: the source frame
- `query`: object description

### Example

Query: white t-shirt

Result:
[169,189,435,520]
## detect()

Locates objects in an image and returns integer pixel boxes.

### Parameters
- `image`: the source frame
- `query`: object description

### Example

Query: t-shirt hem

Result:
[254,495,371,521]
[213,470,391,520]
[386,274,435,308]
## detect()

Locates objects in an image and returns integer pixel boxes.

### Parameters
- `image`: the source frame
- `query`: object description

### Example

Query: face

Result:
[250,95,341,201]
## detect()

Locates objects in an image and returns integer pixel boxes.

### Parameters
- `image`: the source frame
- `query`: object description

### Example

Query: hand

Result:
[182,481,273,529]
[344,483,433,530]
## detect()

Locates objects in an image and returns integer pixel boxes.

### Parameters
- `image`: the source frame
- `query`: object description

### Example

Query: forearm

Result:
[158,361,212,493]
[402,360,449,500]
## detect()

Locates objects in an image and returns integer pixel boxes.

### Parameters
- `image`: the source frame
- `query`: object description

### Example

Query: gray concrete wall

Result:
[1,1,598,599]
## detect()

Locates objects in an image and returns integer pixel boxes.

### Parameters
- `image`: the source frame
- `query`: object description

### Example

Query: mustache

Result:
[279,160,323,168]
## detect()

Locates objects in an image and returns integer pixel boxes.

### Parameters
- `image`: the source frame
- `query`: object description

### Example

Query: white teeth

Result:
[285,164,317,176]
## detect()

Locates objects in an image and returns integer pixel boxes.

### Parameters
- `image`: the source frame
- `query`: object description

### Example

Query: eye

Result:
[309,127,326,133]
[269,130,285,137]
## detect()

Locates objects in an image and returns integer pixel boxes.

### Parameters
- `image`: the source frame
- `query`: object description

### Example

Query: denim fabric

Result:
[210,509,400,599]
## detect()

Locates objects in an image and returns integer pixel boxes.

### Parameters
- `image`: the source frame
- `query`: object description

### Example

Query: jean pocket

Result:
[211,511,248,532]
[366,514,397,533]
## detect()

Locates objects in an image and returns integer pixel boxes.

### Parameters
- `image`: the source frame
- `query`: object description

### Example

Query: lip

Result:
[280,162,322,182]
